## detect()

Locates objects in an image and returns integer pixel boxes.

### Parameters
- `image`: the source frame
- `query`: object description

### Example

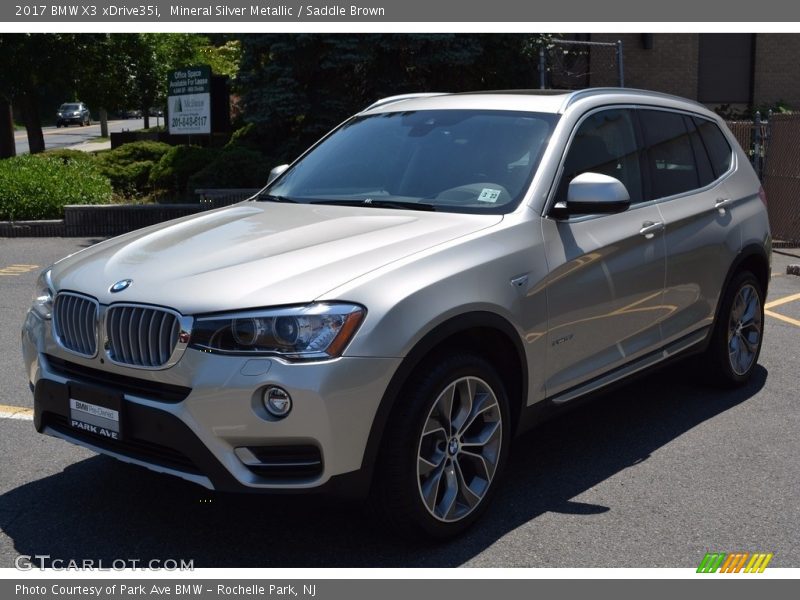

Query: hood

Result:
[51,201,502,314]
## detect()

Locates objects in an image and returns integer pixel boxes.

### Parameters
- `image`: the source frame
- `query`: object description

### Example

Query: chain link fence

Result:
[538,39,623,90]
[727,113,800,245]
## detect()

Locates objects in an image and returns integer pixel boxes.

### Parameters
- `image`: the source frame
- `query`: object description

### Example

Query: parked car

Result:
[56,102,91,127]
[23,89,770,539]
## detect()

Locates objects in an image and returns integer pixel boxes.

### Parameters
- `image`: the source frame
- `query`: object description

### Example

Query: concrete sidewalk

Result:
[70,139,112,152]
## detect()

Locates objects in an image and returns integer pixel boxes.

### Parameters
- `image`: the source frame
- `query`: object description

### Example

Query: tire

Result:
[371,353,510,540]
[703,271,765,387]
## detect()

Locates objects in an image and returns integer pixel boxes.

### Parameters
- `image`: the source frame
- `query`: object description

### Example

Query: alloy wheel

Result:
[727,283,762,376]
[416,376,503,523]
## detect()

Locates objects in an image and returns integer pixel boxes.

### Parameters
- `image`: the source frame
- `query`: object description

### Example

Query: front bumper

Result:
[22,310,400,495]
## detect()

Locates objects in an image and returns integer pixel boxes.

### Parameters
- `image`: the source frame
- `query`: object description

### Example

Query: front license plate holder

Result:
[68,383,123,441]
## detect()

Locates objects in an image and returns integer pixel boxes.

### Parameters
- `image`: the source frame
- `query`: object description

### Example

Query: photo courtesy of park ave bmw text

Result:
[0,0,799,595]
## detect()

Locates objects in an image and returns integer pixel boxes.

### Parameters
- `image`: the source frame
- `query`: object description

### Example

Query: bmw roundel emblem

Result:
[110,279,132,293]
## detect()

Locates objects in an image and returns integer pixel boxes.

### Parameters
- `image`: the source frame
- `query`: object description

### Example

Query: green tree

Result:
[74,34,136,138]
[236,34,539,165]
[0,34,78,155]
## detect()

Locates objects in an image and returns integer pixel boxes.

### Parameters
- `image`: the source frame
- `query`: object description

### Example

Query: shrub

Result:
[0,155,113,220]
[97,160,156,196]
[225,123,262,152]
[149,145,218,195]
[188,146,270,191]
[98,140,172,164]
[94,141,172,196]
[42,148,95,165]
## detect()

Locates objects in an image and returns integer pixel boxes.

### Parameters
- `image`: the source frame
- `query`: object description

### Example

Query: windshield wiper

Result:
[256,193,297,203]
[310,199,436,211]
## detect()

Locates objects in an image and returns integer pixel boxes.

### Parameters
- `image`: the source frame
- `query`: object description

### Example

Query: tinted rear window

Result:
[640,110,700,200]
[694,117,733,178]
[685,116,715,188]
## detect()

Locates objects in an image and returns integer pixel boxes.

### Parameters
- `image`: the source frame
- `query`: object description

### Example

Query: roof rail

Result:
[361,93,448,112]
[563,87,706,110]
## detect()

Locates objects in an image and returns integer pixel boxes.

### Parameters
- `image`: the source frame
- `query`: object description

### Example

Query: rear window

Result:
[640,110,700,200]
[694,117,733,178]
[685,116,715,188]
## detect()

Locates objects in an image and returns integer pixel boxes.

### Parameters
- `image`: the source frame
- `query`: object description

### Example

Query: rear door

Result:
[639,110,740,345]
[541,107,668,397]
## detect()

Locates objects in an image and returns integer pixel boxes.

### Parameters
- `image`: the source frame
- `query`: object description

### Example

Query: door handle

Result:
[639,221,665,238]
[715,197,734,212]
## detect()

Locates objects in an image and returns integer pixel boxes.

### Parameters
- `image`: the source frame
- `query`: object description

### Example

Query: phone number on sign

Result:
[171,116,208,128]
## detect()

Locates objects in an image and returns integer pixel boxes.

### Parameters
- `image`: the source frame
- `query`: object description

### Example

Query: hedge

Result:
[94,141,172,196]
[188,146,270,191]
[0,155,113,220]
[149,145,218,195]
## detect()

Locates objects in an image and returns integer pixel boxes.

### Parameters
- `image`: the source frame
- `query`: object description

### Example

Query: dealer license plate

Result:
[68,385,122,441]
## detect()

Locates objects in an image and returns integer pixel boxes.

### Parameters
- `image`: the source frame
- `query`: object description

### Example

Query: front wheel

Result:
[371,354,510,539]
[704,271,764,386]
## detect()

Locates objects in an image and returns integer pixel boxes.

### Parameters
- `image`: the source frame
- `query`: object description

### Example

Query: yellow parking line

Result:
[765,291,800,309]
[0,404,34,421]
[0,264,39,276]
[765,309,800,328]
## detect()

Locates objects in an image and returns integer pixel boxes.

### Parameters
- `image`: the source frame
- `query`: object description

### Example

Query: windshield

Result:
[265,109,558,213]
[60,104,80,111]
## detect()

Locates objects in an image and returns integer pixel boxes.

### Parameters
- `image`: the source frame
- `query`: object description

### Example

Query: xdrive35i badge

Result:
[109,279,132,293]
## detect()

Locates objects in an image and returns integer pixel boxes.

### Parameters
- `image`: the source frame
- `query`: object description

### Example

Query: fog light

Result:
[263,386,292,417]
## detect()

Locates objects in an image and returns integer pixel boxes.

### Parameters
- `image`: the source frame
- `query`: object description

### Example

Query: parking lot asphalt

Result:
[0,237,798,568]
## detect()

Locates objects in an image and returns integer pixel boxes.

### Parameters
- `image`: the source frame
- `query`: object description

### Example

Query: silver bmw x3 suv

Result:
[22,88,770,538]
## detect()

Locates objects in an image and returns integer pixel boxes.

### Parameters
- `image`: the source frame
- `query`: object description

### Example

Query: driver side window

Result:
[556,109,643,205]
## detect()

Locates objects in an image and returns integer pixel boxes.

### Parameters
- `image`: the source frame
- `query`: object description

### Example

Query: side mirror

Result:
[552,172,631,217]
[267,164,289,185]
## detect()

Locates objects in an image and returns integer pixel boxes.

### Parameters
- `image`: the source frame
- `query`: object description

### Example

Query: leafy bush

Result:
[98,141,172,164]
[0,155,113,220]
[188,146,270,191]
[43,148,95,165]
[94,141,172,196]
[99,160,157,196]
[149,145,218,195]
[225,123,263,152]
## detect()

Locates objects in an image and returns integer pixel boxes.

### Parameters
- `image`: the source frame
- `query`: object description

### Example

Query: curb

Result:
[1,204,210,238]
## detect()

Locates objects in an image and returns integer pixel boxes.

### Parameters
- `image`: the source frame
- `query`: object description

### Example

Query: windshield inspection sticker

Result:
[478,188,501,203]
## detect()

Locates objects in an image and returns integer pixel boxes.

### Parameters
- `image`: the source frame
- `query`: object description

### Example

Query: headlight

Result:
[189,303,365,361]
[31,269,54,319]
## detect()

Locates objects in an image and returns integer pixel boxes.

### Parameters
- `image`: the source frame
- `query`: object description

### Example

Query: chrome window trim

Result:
[543,104,737,220]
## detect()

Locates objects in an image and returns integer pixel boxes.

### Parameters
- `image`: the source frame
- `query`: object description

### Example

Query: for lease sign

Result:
[168,66,211,135]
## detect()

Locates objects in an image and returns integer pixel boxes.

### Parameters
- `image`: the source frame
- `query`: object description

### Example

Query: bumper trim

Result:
[45,354,191,403]
[32,378,372,497]
[42,423,214,490]
[35,379,247,492]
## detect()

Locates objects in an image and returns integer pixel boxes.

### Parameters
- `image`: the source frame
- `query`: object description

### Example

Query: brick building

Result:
[585,33,800,110]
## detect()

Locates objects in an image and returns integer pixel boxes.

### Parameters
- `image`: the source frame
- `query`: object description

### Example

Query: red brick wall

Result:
[753,34,800,109]
[586,33,800,110]
[589,34,699,100]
